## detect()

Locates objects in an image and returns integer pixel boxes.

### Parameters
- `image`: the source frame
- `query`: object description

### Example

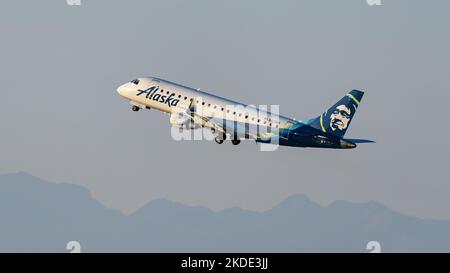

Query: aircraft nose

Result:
[117,84,127,96]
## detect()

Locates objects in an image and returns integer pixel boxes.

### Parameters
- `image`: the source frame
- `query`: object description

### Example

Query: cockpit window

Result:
[131,79,140,85]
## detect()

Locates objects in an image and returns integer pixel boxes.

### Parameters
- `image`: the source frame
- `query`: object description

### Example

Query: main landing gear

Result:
[214,132,226,144]
[131,105,140,112]
[231,139,241,145]
[214,138,224,144]
[213,134,241,146]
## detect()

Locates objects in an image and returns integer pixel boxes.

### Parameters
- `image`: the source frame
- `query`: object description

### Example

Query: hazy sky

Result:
[1,0,449,219]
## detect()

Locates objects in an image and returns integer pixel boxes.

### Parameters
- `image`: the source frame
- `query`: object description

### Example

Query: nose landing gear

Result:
[131,105,140,112]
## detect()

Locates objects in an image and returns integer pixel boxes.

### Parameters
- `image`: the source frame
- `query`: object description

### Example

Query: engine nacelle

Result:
[169,112,200,129]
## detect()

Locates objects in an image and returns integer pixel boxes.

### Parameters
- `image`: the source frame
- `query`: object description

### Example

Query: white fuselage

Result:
[117,77,297,140]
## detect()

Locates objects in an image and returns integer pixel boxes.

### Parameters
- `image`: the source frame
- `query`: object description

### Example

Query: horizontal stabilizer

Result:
[344,138,375,144]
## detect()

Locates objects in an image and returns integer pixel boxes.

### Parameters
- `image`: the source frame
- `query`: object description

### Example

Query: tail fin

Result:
[308,90,364,138]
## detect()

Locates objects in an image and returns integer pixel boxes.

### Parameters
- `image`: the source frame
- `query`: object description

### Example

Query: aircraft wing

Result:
[344,138,375,144]
[171,100,227,134]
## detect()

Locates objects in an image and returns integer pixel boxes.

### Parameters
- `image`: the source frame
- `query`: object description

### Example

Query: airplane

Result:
[117,77,374,149]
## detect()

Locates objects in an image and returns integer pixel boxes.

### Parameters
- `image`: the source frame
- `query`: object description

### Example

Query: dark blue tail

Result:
[308,90,364,138]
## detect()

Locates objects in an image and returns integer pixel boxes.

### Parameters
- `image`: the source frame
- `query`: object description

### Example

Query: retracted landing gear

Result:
[131,105,140,112]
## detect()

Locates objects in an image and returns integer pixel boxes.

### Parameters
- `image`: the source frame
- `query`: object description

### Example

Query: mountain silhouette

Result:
[1,172,449,252]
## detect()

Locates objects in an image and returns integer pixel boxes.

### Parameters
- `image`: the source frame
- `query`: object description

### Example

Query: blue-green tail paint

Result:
[308,90,364,138]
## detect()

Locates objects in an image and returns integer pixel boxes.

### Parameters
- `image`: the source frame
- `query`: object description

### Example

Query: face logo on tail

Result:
[329,105,351,131]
